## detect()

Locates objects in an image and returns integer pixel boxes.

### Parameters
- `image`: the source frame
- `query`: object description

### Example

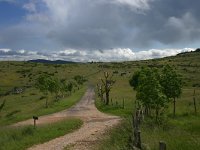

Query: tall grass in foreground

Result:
[0,118,83,150]
[97,115,200,150]
[96,119,132,150]
[141,115,200,150]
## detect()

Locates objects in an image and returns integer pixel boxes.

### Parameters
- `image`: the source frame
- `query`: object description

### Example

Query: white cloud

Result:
[23,1,36,12]
[111,0,153,12]
[0,48,195,62]
[18,49,26,54]
[0,48,11,53]
[25,13,50,24]
[134,48,195,60]
[24,0,71,25]
[59,49,78,55]
[165,12,200,42]
[0,49,48,60]
[42,0,69,23]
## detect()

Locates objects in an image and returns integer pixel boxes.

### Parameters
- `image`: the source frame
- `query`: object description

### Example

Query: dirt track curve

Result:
[13,87,121,150]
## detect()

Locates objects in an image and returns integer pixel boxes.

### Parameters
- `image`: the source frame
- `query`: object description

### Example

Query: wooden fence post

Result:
[159,141,166,150]
[137,130,141,149]
[33,116,38,128]
[193,89,197,114]
[132,109,143,149]
[122,98,125,109]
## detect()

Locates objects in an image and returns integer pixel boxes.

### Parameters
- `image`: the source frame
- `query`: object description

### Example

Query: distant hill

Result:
[176,48,200,56]
[28,59,76,64]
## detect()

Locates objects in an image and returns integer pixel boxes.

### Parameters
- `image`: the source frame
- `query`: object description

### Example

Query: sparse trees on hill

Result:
[36,74,87,108]
[195,48,200,52]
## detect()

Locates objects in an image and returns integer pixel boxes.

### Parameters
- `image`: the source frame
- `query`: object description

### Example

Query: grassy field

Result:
[0,50,200,149]
[0,118,83,150]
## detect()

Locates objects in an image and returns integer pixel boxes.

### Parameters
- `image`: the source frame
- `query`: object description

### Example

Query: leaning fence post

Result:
[159,141,166,150]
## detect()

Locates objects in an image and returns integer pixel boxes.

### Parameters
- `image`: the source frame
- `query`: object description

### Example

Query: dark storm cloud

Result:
[0,0,199,51]
[137,0,200,46]
[43,0,200,50]
[45,1,125,50]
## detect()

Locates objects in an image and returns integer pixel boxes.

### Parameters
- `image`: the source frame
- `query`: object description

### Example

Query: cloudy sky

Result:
[0,0,199,62]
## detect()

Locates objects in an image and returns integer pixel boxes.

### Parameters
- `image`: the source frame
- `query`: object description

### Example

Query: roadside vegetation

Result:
[0,118,83,150]
[0,62,91,126]
[0,85,86,126]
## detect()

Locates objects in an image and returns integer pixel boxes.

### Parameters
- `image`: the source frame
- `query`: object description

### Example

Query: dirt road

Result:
[14,87,120,150]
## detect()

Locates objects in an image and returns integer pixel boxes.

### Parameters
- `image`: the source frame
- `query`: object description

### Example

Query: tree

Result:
[49,78,61,101]
[97,83,104,101]
[129,70,140,90]
[60,81,67,98]
[101,72,115,105]
[36,74,53,108]
[60,80,74,96]
[130,65,182,121]
[135,68,167,119]
[160,65,182,116]
[67,82,73,95]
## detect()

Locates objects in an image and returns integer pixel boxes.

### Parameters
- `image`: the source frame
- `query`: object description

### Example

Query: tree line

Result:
[36,74,87,108]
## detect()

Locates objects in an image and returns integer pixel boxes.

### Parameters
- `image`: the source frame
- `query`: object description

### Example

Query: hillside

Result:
[28,59,76,64]
[0,49,200,93]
